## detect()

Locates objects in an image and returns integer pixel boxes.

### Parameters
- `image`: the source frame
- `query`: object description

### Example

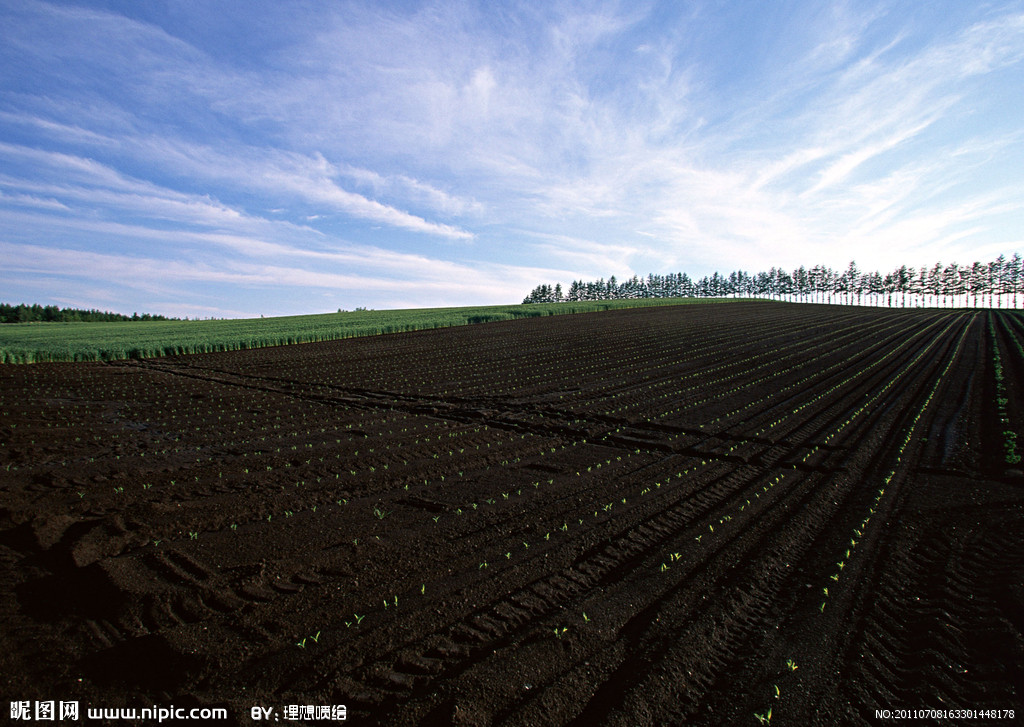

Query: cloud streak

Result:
[1,0,1021,315]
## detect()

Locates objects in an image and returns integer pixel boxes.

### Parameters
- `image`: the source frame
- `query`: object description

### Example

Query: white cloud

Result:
[0,134,476,242]
[0,238,557,314]
[0,188,69,211]
[127,141,477,239]
[264,169,475,240]
[2,1,1023,314]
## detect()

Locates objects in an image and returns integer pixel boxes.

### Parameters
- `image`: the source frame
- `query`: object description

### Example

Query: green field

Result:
[0,297,722,363]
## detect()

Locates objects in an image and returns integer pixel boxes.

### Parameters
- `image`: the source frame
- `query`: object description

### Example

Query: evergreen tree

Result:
[520,253,1021,309]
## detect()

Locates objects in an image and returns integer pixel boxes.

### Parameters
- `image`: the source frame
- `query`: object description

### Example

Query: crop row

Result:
[1,301,997,725]
[0,298,725,363]
[258,311,968,666]
[346,311,978,723]
[174,302,806,400]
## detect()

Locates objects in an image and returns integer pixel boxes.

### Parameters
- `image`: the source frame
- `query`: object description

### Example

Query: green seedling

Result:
[311,631,321,644]
[754,707,772,725]
[786,659,797,671]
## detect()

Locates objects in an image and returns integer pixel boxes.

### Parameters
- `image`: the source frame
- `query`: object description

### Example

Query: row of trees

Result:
[523,255,1024,308]
[0,303,176,324]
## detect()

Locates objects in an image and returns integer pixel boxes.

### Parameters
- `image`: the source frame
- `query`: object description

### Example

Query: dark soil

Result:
[1,302,1021,726]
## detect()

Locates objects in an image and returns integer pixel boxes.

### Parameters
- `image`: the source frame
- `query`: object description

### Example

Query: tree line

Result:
[0,303,177,324]
[523,254,1024,308]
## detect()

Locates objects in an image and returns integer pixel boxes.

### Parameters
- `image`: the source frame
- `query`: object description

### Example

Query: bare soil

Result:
[1,302,1021,726]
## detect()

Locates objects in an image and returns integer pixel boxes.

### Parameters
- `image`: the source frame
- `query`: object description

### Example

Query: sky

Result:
[1,0,1023,318]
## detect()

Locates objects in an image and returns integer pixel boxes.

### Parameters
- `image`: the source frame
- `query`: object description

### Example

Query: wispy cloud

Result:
[0,237,550,316]
[257,163,476,240]
[1,0,1021,315]
[1,123,476,242]
[504,3,1024,274]
[0,188,69,211]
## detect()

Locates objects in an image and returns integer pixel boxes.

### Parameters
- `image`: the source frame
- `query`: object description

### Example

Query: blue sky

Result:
[1,0,1022,318]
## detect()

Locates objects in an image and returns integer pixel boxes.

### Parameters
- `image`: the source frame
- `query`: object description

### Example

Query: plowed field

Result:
[2,302,1022,725]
